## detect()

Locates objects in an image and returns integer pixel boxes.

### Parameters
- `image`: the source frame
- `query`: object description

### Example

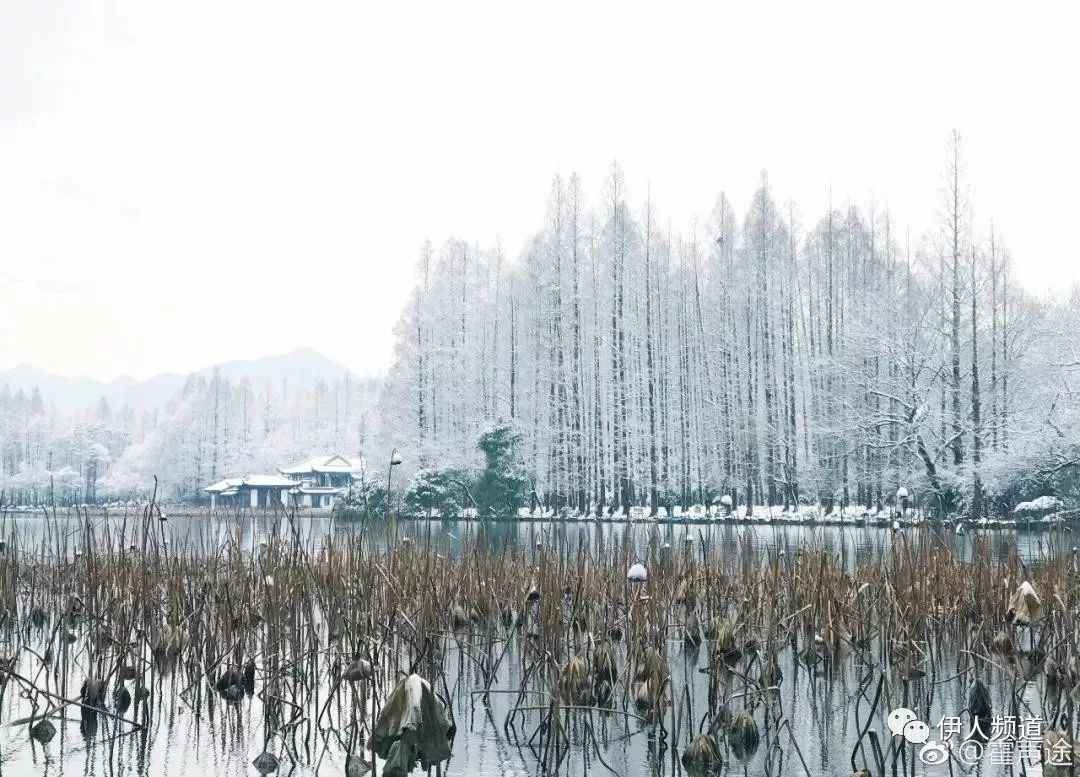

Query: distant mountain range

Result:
[0,348,367,415]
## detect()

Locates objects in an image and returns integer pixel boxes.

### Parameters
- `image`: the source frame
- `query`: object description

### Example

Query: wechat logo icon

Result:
[888,709,950,765]
[888,708,921,741]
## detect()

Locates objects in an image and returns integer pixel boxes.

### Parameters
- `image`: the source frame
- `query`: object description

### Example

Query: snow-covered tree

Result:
[377,138,1080,516]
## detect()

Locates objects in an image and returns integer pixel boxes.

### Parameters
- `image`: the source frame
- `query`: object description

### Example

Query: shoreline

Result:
[2,506,1069,531]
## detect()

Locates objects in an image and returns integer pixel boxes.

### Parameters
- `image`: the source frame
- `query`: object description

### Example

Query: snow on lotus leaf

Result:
[370,674,452,777]
[1006,581,1044,625]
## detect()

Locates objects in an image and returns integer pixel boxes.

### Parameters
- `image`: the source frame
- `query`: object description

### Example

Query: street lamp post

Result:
[386,448,402,520]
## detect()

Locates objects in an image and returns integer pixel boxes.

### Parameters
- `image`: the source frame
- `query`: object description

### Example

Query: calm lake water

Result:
[0,509,1069,564]
[0,512,1073,776]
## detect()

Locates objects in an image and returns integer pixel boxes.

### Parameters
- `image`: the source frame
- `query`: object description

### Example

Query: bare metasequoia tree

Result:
[371,137,1080,516]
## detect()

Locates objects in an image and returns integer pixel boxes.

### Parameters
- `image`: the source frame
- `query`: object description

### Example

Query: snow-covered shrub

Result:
[1013,495,1064,516]
[404,469,469,518]
[333,483,389,520]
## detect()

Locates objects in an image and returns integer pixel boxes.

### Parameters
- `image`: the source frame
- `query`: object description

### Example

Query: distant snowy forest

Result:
[0,372,375,504]
[379,133,1080,518]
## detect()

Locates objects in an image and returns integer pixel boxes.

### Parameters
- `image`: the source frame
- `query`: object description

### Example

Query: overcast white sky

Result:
[2,1,1077,382]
